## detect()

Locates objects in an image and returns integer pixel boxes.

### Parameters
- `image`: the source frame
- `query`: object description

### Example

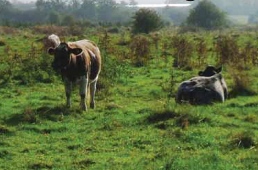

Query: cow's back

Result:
[68,40,101,81]
[68,40,100,55]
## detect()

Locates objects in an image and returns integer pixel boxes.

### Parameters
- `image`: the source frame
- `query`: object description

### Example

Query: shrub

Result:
[214,35,239,65]
[171,35,194,69]
[132,8,163,34]
[23,107,37,123]
[229,67,256,97]
[0,39,6,46]
[230,131,256,149]
[32,25,69,36]
[129,34,151,67]
[195,37,208,67]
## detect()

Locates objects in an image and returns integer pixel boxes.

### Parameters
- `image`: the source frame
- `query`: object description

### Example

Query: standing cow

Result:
[176,66,228,105]
[48,40,101,111]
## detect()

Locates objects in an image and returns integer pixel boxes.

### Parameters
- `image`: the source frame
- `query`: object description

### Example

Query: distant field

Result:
[0,27,257,169]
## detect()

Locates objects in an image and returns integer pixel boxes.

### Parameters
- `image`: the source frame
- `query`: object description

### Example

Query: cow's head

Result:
[198,66,222,77]
[48,42,83,71]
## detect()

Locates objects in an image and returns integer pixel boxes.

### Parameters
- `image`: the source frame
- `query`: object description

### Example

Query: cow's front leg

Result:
[90,80,97,109]
[79,76,88,111]
[64,78,72,108]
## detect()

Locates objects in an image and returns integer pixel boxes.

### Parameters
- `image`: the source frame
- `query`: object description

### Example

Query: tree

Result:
[0,0,12,15]
[186,0,227,30]
[61,15,76,26]
[48,11,60,25]
[132,8,163,34]
[77,0,97,20]
[97,0,117,22]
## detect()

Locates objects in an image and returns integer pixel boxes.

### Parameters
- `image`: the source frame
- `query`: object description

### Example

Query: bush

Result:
[171,35,194,69]
[132,8,163,34]
[0,39,6,46]
[229,67,256,97]
[129,34,151,66]
[230,131,256,149]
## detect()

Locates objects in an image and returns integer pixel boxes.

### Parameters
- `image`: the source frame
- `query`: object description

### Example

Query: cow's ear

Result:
[48,48,55,55]
[216,66,222,73]
[70,48,83,55]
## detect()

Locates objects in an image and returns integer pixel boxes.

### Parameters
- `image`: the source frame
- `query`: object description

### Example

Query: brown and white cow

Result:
[175,66,228,105]
[48,40,101,111]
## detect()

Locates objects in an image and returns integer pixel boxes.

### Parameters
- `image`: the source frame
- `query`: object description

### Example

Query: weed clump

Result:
[29,162,53,169]
[171,35,194,69]
[147,110,178,123]
[244,115,257,123]
[229,66,256,97]
[129,34,151,67]
[230,131,256,149]
[73,159,96,168]
[0,125,11,134]
[23,107,37,123]
[0,150,10,158]
[175,114,211,129]
[0,39,6,46]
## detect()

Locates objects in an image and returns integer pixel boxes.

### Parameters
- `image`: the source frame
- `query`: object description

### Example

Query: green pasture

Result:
[0,27,258,169]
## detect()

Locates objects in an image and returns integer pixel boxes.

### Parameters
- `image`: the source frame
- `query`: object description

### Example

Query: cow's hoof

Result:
[81,105,87,111]
[90,102,95,109]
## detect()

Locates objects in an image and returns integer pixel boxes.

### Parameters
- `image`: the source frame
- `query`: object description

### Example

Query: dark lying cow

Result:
[176,66,228,105]
[198,66,228,100]
[48,40,101,111]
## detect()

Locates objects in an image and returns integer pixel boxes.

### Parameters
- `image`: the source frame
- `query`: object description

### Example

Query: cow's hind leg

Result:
[64,79,72,108]
[79,76,88,111]
[90,80,97,109]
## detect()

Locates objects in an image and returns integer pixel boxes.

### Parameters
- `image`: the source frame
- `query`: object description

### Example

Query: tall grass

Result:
[0,27,258,169]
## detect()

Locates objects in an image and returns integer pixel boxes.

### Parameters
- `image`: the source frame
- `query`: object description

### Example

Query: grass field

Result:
[0,27,258,169]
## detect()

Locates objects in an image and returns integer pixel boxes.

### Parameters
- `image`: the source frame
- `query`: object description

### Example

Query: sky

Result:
[117,0,165,3]
[11,0,169,4]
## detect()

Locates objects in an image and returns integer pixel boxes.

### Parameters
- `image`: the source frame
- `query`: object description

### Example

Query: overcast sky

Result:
[12,0,168,4]
[117,0,165,3]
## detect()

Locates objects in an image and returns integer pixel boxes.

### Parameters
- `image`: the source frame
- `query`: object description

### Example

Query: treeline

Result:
[0,0,132,26]
[191,0,258,15]
[0,0,189,26]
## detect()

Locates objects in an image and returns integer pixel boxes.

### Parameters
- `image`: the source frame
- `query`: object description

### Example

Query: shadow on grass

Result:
[146,110,179,123]
[3,105,77,126]
[146,109,211,129]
